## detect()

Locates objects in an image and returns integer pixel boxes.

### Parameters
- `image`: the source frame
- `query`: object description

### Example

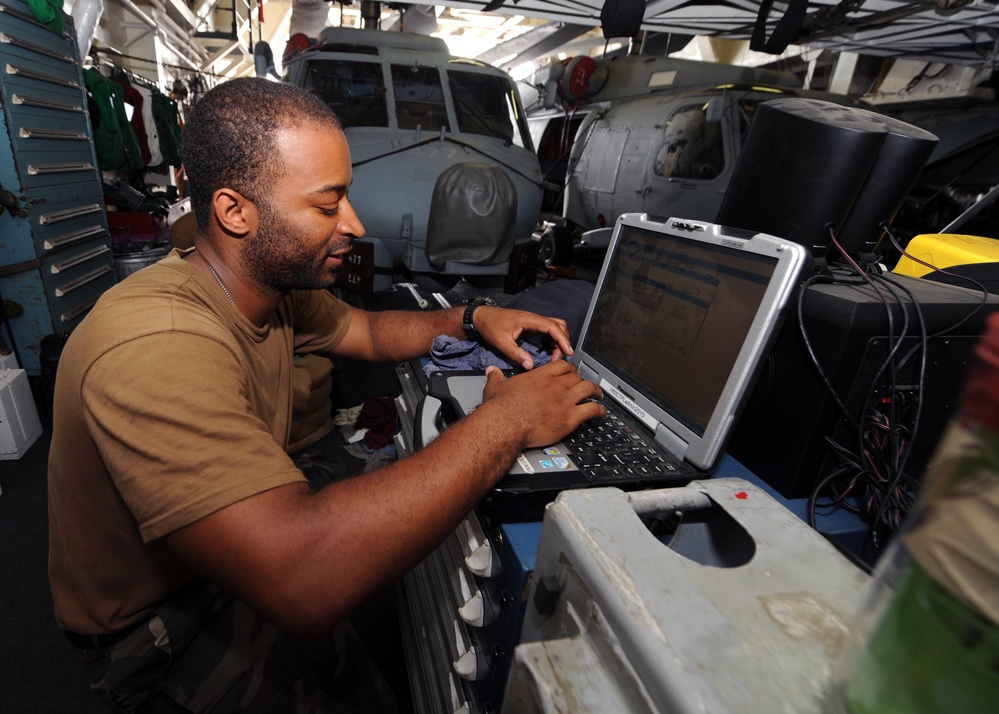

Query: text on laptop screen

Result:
[583,224,779,436]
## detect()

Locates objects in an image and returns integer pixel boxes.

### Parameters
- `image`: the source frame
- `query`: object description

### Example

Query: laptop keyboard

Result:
[562,409,683,482]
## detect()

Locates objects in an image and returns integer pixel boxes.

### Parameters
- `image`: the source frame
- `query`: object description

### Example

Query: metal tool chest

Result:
[394,358,534,714]
[0,0,113,374]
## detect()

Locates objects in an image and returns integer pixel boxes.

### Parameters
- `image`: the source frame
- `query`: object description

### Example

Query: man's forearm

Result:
[343,304,572,371]
[164,362,601,638]
[366,307,464,362]
[165,397,524,638]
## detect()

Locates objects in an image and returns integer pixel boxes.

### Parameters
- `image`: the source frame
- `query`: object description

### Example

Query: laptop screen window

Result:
[582,224,780,436]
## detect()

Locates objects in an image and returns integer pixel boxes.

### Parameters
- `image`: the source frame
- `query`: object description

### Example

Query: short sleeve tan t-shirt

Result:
[47,250,352,634]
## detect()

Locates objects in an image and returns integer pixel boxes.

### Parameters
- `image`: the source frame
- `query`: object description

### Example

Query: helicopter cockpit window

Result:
[448,70,527,147]
[653,102,725,181]
[304,61,388,128]
[391,65,448,132]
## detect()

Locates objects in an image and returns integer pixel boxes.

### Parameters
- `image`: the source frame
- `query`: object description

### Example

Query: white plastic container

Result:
[0,368,43,460]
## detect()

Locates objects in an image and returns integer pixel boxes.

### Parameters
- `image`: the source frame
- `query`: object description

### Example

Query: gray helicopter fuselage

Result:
[528,54,866,248]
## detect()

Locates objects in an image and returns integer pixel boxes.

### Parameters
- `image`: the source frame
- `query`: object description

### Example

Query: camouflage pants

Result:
[73,579,401,713]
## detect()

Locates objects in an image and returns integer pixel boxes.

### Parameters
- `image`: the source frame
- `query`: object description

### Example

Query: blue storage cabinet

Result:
[0,0,114,374]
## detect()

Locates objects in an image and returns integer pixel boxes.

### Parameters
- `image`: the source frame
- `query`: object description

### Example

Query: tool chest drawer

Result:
[0,0,112,373]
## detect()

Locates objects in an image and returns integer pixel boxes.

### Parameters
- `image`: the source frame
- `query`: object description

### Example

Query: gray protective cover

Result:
[425,162,517,270]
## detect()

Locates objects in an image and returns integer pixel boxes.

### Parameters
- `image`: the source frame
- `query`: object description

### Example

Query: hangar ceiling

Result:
[446,0,999,66]
[85,0,999,98]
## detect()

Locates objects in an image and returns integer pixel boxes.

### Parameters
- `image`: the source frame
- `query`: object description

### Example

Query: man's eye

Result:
[320,207,339,216]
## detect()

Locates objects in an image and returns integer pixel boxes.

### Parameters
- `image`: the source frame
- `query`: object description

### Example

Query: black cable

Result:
[808,465,865,532]
[882,223,990,339]
[854,274,909,480]
[806,226,933,547]
[874,274,929,480]
[796,272,860,429]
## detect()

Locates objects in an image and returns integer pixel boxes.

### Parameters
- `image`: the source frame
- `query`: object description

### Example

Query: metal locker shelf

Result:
[0,0,113,374]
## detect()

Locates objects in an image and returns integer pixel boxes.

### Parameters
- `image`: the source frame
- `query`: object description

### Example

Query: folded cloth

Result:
[423,335,552,375]
[356,397,398,450]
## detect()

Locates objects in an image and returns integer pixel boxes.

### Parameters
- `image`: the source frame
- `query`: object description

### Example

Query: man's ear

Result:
[211,187,257,237]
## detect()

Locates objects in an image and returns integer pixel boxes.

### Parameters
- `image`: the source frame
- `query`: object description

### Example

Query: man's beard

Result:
[240,200,350,294]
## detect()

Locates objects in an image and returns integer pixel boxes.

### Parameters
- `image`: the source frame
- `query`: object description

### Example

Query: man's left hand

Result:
[471,305,573,370]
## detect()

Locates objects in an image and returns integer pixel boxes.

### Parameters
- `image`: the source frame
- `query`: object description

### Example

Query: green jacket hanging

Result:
[148,92,183,171]
[83,68,145,172]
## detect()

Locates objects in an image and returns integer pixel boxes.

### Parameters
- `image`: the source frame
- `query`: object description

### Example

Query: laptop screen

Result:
[575,215,807,469]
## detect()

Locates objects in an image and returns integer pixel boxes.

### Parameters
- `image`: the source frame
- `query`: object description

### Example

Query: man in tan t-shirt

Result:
[47,78,604,712]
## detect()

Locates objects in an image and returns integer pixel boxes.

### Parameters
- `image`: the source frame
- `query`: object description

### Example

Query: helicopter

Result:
[523,52,871,266]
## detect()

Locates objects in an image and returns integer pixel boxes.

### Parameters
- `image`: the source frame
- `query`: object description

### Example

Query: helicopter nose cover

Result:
[425,162,517,271]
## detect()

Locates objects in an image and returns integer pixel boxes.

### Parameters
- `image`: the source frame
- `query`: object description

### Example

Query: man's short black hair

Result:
[181,78,343,231]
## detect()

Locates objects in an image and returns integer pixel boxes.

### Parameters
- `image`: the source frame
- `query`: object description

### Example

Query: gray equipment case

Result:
[506,479,870,713]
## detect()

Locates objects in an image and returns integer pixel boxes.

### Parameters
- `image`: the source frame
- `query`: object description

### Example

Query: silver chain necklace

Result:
[195,250,236,306]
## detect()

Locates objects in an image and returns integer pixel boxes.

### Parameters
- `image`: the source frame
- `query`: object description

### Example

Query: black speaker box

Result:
[716,98,888,258]
[835,114,938,256]
[727,273,999,499]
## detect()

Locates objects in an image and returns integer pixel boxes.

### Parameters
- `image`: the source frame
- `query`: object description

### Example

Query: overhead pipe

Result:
[200,10,259,78]
[148,0,211,62]
[119,0,208,65]
[203,40,253,77]
[157,31,206,73]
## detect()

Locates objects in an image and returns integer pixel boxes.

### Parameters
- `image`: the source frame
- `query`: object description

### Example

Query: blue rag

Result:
[423,335,552,375]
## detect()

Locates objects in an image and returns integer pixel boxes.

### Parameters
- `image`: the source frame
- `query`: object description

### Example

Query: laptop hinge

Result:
[655,423,688,462]
[577,361,598,383]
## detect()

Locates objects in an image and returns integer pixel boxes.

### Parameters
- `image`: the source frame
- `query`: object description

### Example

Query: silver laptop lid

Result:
[573,214,807,469]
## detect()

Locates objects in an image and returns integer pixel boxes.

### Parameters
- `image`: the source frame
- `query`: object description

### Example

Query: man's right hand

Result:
[479,361,605,449]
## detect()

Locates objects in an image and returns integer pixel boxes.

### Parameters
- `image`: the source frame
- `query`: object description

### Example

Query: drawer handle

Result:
[39,203,102,225]
[458,513,501,578]
[61,296,99,323]
[28,162,94,175]
[6,63,79,88]
[44,225,107,250]
[450,619,488,681]
[11,93,82,113]
[0,32,73,62]
[55,265,112,297]
[20,127,89,141]
[50,244,110,274]
[456,567,496,628]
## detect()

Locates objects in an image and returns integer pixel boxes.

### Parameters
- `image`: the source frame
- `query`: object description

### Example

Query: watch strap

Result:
[462,303,481,342]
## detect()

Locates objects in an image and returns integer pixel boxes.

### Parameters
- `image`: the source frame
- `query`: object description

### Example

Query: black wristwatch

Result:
[462,303,481,342]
